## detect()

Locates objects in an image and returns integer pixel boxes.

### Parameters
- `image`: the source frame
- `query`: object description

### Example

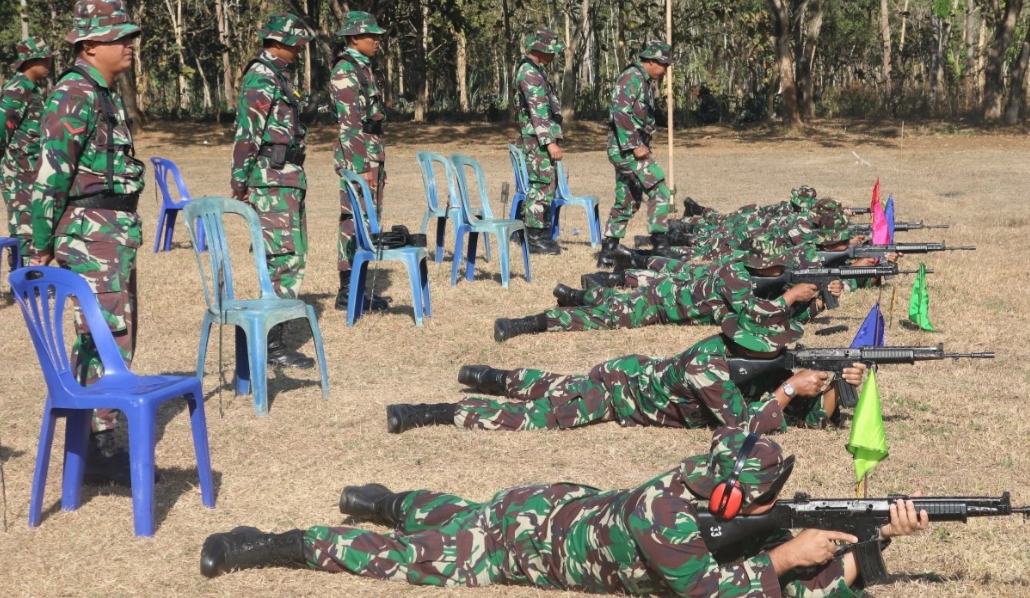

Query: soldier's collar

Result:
[260,49,290,71]
[345,47,371,66]
[73,58,110,90]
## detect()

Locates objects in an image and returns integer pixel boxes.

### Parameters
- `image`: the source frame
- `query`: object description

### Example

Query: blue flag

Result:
[851,303,885,348]
[884,196,896,244]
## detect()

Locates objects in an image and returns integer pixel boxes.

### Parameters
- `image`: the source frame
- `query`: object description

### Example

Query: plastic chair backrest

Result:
[9,267,132,398]
[339,169,382,253]
[449,154,497,225]
[416,151,462,212]
[506,145,530,197]
[183,197,277,313]
[150,157,192,208]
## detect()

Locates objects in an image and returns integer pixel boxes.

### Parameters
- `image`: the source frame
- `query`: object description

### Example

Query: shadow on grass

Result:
[0,446,26,463]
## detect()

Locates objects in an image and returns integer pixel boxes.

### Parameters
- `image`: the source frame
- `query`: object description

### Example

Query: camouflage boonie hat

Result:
[525,27,565,54]
[743,237,794,270]
[680,426,795,508]
[639,40,672,65]
[259,12,314,47]
[11,37,52,70]
[336,11,386,36]
[721,311,803,353]
[66,0,141,44]
[813,211,852,246]
[789,185,819,211]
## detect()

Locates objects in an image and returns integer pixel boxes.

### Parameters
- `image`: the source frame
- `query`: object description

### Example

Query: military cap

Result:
[680,426,795,508]
[525,27,565,54]
[743,237,795,270]
[258,12,314,47]
[639,40,672,65]
[789,185,819,211]
[65,0,141,44]
[721,311,803,353]
[336,11,386,37]
[813,211,853,246]
[11,37,52,71]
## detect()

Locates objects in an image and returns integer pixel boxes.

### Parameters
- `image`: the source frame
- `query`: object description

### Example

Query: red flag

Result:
[870,178,880,210]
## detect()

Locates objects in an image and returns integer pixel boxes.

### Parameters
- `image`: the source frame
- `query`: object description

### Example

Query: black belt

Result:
[258,145,306,167]
[361,121,384,135]
[71,192,140,212]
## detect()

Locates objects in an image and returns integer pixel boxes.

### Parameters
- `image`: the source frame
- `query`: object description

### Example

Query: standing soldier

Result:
[596,41,674,268]
[231,13,316,369]
[331,11,390,311]
[514,27,564,255]
[29,0,144,485]
[1,37,51,267]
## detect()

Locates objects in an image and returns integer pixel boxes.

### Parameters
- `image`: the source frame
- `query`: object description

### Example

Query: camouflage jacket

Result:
[231,50,307,191]
[0,72,44,170]
[515,57,562,146]
[331,47,385,174]
[30,59,145,252]
[608,62,655,153]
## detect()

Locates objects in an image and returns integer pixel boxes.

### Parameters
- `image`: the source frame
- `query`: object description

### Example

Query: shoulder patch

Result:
[64,121,86,135]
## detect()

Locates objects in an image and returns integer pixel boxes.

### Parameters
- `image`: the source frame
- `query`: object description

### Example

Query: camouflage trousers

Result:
[604,151,670,239]
[305,483,598,590]
[1,158,34,265]
[251,186,307,299]
[520,140,556,230]
[337,166,381,272]
[54,206,142,433]
[544,279,712,332]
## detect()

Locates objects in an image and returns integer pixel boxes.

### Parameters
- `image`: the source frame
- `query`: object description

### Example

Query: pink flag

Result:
[871,179,889,244]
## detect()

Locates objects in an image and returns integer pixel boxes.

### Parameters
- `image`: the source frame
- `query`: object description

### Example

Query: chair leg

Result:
[420,257,432,318]
[127,408,157,536]
[551,204,562,242]
[434,217,447,264]
[402,255,424,326]
[306,306,331,398]
[482,232,492,262]
[164,211,179,252]
[247,321,270,416]
[185,386,216,508]
[498,234,512,289]
[451,230,466,286]
[520,229,532,283]
[234,326,251,397]
[28,408,59,527]
[590,204,602,246]
[419,211,431,236]
[465,232,479,282]
[152,210,167,253]
[195,217,207,253]
[196,313,213,380]
[61,410,91,513]
[347,259,369,326]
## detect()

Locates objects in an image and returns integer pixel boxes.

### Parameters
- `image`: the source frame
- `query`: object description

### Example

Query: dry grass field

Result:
[1,120,1028,597]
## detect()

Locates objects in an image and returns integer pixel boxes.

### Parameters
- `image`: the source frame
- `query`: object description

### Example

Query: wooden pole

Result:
[665,0,676,209]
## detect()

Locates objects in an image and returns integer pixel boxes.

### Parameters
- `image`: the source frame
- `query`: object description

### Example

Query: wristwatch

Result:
[781,382,797,398]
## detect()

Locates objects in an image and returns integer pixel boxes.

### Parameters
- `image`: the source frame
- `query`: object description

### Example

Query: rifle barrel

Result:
[946,352,995,359]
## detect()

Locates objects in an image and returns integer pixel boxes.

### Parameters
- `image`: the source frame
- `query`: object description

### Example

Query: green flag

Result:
[846,368,889,484]
[907,261,935,331]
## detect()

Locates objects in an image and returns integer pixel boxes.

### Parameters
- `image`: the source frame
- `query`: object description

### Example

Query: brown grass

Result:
[1,121,1028,597]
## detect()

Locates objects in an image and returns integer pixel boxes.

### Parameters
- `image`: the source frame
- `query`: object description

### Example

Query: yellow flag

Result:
[846,368,888,483]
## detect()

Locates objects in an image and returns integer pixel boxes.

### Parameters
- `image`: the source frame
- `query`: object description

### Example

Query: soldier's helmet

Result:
[258,12,314,47]
[720,310,803,353]
[65,0,141,44]
[638,40,673,65]
[680,426,795,509]
[336,11,386,37]
[525,27,565,54]
[11,37,52,71]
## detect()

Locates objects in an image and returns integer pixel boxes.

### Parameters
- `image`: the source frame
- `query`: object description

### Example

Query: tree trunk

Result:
[195,56,213,110]
[983,0,1023,121]
[1004,24,1030,123]
[561,2,588,123]
[215,0,234,109]
[501,0,516,119]
[457,29,469,112]
[879,0,893,95]
[117,70,144,135]
[162,0,189,113]
[19,0,29,38]
[797,0,825,120]
[767,0,801,127]
[414,1,429,122]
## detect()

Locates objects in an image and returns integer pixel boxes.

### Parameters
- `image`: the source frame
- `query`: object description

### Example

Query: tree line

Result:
[3,0,1030,130]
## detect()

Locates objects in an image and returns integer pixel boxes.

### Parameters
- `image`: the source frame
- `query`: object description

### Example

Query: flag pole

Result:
[665,0,676,212]
[887,283,897,329]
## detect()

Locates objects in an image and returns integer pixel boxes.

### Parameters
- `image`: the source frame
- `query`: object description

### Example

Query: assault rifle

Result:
[727,344,994,408]
[846,207,871,215]
[697,491,1029,585]
[750,264,918,310]
[818,241,975,266]
[849,221,950,235]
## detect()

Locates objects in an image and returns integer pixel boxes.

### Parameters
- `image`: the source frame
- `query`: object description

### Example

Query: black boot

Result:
[335,271,391,312]
[493,313,547,342]
[683,196,710,216]
[649,232,678,257]
[267,323,315,370]
[596,237,620,268]
[338,483,411,529]
[457,365,508,395]
[200,527,306,578]
[386,403,456,434]
[580,271,625,289]
[553,283,588,307]
[611,245,652,273]
[84,430,132,487]
[525,228,560,255]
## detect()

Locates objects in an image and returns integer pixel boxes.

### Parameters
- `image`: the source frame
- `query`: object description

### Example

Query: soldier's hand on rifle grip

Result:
[547,142,563,161]
[841,363,867,387]
[881,496,929,539]
[783,283,820,305]
[787,370,830,397]
[827,280,844,298]
[770,529,859,573]
[632,145,650,160]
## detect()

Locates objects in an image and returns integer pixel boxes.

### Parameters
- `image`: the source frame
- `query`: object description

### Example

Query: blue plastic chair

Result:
[552,161,603,246]
[150,157,205,253]
[1,236,21,295]
[341,169,431,327]
[417,150,490,264]
[506,144,530,222]
[449,154,531,289]
[9,267,215,537]
[183,197,329,415]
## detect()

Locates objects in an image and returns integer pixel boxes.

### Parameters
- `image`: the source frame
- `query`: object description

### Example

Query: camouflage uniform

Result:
[302,427,856,596]
[332,12,386,273]
[515,28,564,230]
[604,42,673,240]
[1,38,50,264]
[30,3,144,433]
[230,14,312,300]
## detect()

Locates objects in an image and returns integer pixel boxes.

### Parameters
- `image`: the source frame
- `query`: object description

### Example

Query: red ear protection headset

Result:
[709,432,759,520]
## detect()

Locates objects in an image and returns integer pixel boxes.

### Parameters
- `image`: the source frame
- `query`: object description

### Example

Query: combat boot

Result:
[386,403,456,434]
[266,323,315,370]
[649,233,678,258]
[84,430,132,487]
[338,483,412,529]
[580,271,625,289]
[200,527,306,578]
[335,271,392,312]
[525,228,560,255]
[493,313,547,342]
[596,237,620,268]
[552,283,588,307]
[683,196,710,216]
[457,365,508,395]
[611,245,651,273]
